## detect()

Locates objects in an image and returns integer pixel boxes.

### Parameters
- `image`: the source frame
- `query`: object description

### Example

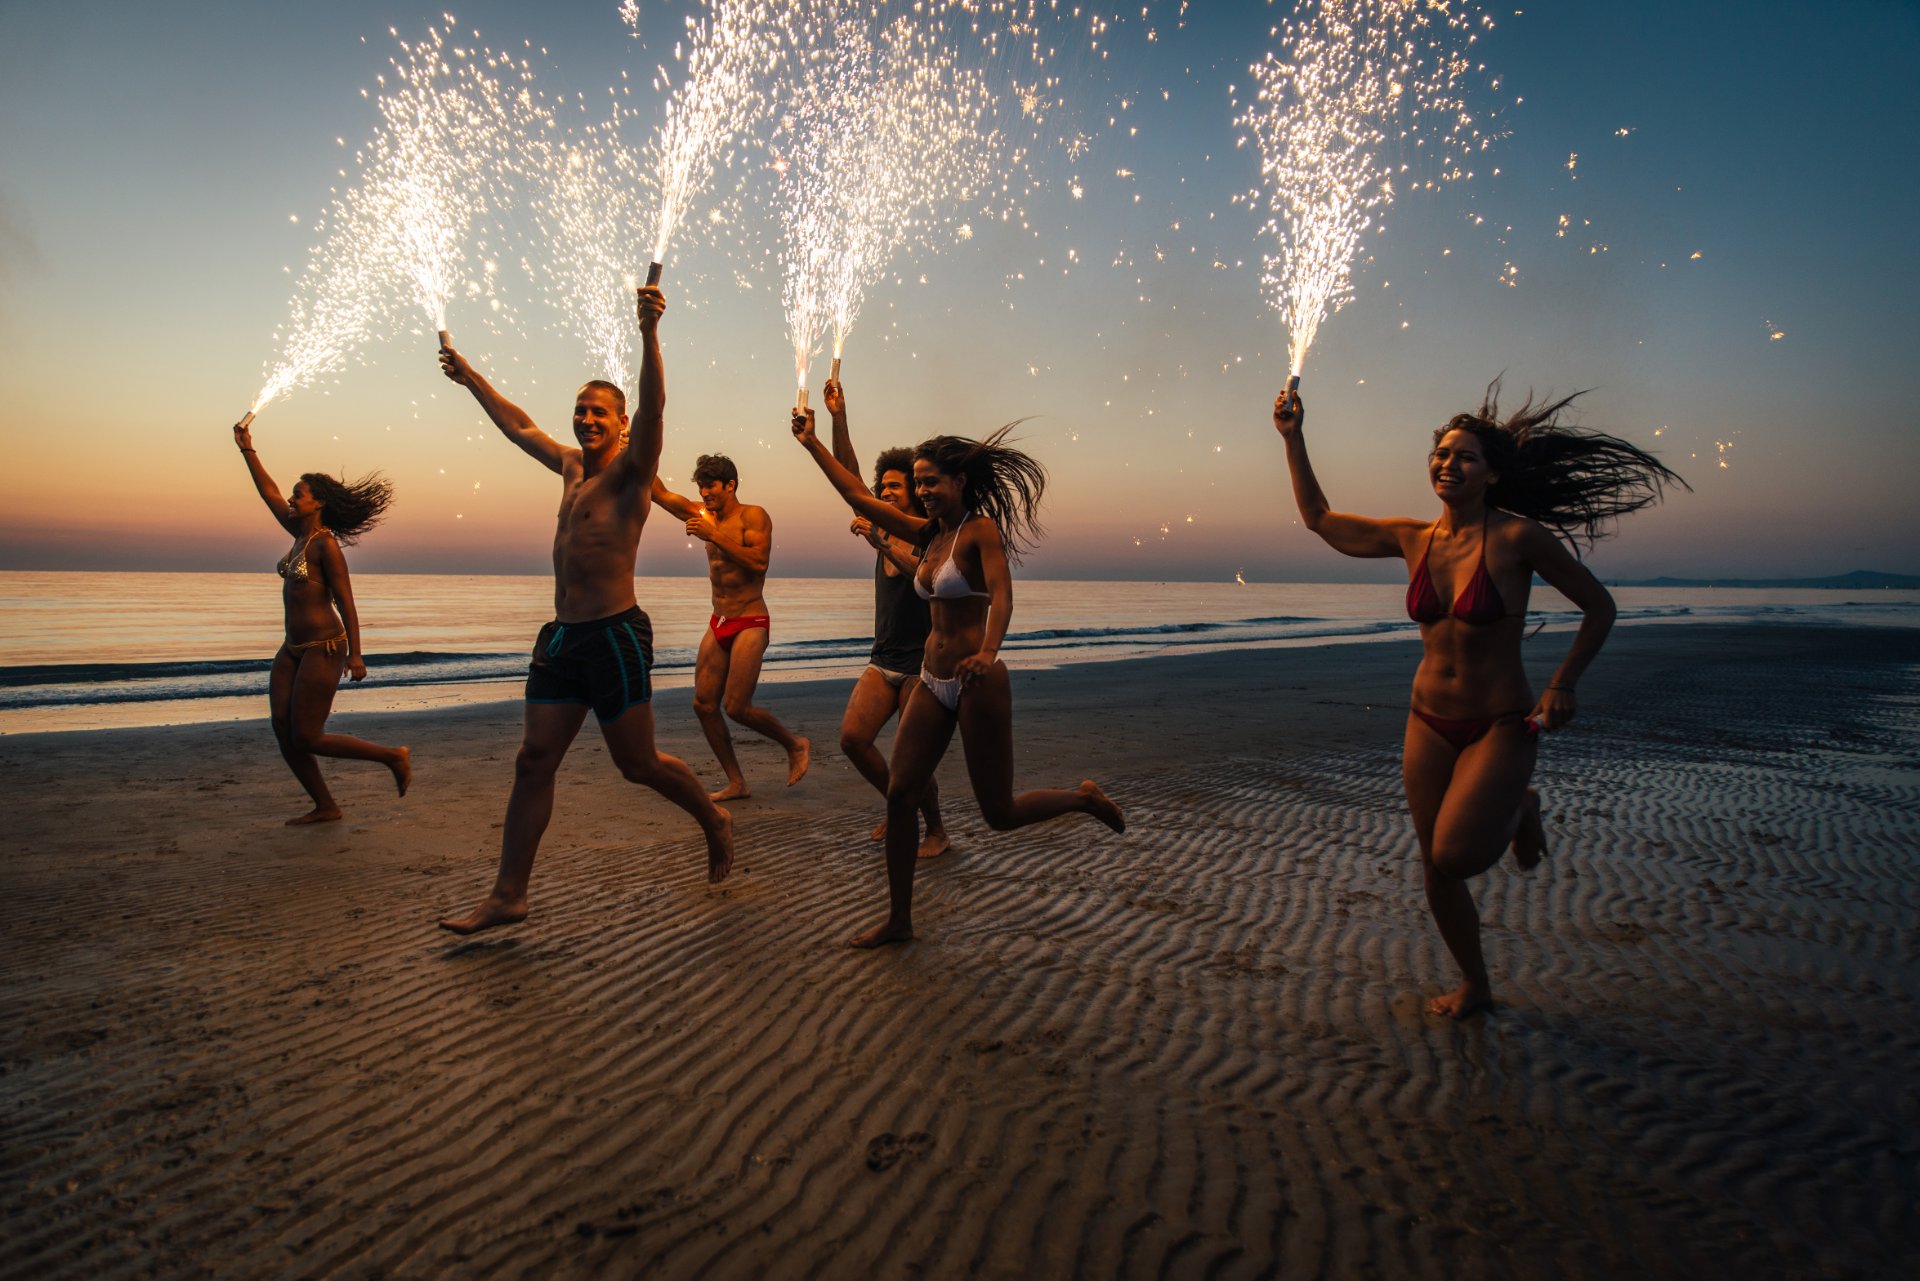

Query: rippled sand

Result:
[3,624,1915,1279]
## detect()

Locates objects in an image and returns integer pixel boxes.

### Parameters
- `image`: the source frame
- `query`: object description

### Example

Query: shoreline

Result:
[5,609,1910,737]
[4,621,1917,1277]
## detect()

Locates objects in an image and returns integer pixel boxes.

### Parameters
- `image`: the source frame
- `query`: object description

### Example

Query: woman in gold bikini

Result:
[791,411,1124,949]
[233,420,410,823]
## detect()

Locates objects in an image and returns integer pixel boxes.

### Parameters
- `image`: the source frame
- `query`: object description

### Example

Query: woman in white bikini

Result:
[792,410,1124,948]
[233,419,410,824]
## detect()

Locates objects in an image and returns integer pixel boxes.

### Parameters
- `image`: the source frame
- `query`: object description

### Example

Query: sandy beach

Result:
[3,622,1916,1279]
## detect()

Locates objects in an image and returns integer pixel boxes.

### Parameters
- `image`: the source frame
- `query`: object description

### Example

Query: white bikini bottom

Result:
[919,666,965,712]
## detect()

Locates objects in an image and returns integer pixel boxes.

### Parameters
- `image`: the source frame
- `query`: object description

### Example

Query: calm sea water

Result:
[2,570,1914,733]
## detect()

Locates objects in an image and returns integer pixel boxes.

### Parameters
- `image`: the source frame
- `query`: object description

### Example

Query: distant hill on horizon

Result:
[1612,570,1920,590]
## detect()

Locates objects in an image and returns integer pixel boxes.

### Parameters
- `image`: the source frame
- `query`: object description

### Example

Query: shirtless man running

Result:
[653,458,810,800]
[435,285,733,935]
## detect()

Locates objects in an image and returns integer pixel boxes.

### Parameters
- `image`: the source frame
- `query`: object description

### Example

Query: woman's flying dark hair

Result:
[1435,379,1689,549]
[300,471,394,544]
[914,424,1047,563]
[871,446,925,516]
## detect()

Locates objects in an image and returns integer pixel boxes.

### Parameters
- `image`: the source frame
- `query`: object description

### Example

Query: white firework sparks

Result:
[1238,0,1497,377]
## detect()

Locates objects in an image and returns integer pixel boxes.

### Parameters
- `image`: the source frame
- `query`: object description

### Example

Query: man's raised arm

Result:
[824,377,860,476]
[439,343,568,473]
[623,285,667,486]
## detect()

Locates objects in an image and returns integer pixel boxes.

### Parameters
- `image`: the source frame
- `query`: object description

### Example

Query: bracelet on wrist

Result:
[1547,683,1574,692]
[239,447,256,454]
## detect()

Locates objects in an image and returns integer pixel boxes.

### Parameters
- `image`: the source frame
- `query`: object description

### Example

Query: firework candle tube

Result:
[437,329,451,349]
[645,261,663,287]
[238,410,256,430]
[830,357,841,382]
[795,385,809,412]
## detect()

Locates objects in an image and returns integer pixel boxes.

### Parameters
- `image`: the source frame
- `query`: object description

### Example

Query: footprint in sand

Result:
[865,1131,934,1172]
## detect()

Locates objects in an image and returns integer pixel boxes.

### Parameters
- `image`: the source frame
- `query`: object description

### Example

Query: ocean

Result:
[2,570,1914,734]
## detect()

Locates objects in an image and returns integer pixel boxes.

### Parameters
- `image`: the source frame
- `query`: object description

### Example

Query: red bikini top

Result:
[1406,514,1507,626]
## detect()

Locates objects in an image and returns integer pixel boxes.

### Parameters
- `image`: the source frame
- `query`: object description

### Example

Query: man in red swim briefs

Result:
[653,456,810,799]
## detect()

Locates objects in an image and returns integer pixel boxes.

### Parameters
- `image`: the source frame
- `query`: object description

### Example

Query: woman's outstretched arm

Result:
[1519,522,1617,730]
[791,407,928,542]
[233,421,296,533]
[1273,388,1413,559]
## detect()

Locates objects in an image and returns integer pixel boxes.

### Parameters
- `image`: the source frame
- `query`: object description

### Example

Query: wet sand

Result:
[3,623,1916,1279]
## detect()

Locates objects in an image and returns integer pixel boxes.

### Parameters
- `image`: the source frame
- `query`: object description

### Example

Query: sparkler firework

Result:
[1239,0,1497,380]
[525,100,651,392]
[644,0,780,280]
[250,20,535,418]
[775,10,996,406]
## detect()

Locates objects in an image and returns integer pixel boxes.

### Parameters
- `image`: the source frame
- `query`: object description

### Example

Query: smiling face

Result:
[288,480,324,522]
[572,385,628,456]
[913,458,966,521]
[1429,428,1498,503]
[877,468,913,515]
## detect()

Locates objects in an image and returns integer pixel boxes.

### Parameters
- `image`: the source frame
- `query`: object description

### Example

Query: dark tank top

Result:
[871,555,931,673]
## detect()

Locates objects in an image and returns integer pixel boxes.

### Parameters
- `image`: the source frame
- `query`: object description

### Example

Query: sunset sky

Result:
[2,0,1915,583]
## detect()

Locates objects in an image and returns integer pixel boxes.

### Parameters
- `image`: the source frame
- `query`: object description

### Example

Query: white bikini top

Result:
[915,513,990,601]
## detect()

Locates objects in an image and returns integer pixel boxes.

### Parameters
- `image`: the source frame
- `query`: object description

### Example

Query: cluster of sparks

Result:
[1238,0,1497,377]
[254,21,536,412]
[641,0,780,268]
[774,10,997,403]
[523,99,651,392]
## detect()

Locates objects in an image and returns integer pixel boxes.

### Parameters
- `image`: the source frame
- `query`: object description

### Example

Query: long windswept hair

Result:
[914,424,1047,563]
[1437,379,1689,549]
[300,471,394,544]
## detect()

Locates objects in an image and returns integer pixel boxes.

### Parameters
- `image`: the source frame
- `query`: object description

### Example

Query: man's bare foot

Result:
[706,807,735,883]
[848,917,913,948]
[786,737,811,787]
[1080,780,1125,833]
[390,746,413,798]
[1511,786,1545,871]
[1427,980,1495,1019]
[870,818,887,842]
[438,893,529,935]
[286,806,342,826]
[917,829,951,860]
[710,780,750,803]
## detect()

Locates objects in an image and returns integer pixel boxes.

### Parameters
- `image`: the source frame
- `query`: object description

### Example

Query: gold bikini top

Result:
[277,529,330,583]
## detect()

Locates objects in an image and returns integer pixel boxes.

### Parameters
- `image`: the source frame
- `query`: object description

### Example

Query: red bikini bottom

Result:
[1410,707,1535,751]
[709,613,770,651]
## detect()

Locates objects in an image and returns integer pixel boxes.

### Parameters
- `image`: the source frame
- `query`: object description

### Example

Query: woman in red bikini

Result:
[791,411,1125,948]
[1273,381,1684,1017]
[233,419,410,824]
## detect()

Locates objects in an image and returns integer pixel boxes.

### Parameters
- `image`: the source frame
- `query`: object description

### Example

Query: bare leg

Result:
[955,662,1124,834]
[850,682,955,948]
[599,703,735,883]
[288,646,411,797]
[720,627,809,786]
[901,676,949,860]
[840,668,900,839]
[691,629,748,800]
[439,701,587,935]
[1405,715,1538,1017]
[271,647,337,823]
[840,668,946,854]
